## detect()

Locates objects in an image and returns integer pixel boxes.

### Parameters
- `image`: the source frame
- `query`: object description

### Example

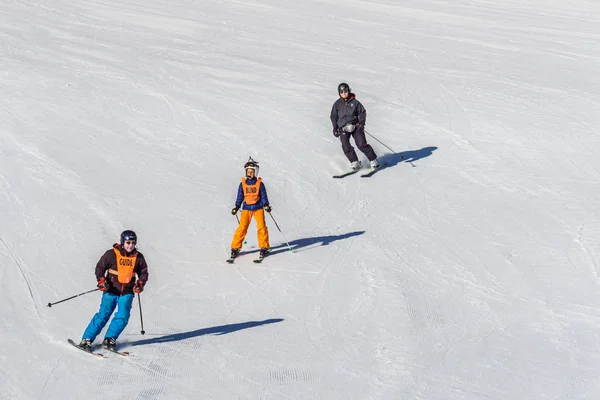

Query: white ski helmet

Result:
[244,157,259,176]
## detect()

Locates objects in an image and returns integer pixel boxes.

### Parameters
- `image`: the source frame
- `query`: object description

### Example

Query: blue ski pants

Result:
[82,292,134,341]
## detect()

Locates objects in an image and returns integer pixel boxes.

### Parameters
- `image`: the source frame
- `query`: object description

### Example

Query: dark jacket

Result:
[235,177,270,211]
[95,244,149,296]
[330,93,366,130]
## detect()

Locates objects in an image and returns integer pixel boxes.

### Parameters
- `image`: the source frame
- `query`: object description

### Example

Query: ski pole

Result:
[364,129,409,163]
[138,293,145,335]
[47,288,99,307]
[267,212,293,252]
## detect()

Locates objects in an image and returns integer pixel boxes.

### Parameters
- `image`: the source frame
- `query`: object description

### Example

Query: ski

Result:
[102,346,130,357]
[68,338,104,358]
[360,162,387,178]
[333,170,359,179]
[229,256,264,263]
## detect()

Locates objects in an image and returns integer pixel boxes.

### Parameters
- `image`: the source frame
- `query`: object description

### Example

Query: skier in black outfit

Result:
[330,83,379,171]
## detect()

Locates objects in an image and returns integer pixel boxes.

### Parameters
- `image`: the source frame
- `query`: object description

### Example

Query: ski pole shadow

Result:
[269,230,365,255]
[125,318,284,347]
[377,146,438,169]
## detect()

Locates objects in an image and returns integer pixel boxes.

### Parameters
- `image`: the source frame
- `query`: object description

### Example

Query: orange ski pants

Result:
[231,209,270,249]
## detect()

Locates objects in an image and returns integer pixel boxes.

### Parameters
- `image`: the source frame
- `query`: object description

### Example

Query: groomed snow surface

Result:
[1,0,600,399]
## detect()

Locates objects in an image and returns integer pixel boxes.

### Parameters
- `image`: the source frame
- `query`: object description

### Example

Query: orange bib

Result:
[241,177,262,205]
[108,248,138,284]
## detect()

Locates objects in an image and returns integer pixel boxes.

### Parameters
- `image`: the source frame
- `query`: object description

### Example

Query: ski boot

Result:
[78,339,92,351]
[102,337,116,351]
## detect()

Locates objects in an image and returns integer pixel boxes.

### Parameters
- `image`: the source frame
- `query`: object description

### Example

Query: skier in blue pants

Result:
[78,230,149,351]
[82,292,134,342]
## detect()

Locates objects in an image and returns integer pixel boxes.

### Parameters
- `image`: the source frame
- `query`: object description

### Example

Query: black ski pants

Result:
[339,125,377,163]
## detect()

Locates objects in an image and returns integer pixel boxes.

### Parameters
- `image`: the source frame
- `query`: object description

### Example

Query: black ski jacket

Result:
[330,93,366,130]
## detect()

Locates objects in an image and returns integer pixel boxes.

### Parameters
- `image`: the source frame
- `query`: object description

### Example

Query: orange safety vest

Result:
[108,248,138,284]
[241,177,262,205]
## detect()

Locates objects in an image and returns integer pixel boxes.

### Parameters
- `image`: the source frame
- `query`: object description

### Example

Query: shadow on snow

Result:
[126,318,284,347]
[377,146,438,169]
[269,230,366,255]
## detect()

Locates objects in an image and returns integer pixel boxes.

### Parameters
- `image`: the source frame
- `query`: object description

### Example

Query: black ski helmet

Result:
[337,82,350,95]
[120,230,137,246]
[244,157,259,176]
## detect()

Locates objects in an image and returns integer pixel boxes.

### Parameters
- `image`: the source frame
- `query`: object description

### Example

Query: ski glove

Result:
[134,280,144,294]
[263,205,272,213]
[97,277,108,292]
[333,127,341,138]
[231,206,239,215]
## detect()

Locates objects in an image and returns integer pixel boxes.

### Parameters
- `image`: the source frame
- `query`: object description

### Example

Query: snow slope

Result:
[1,0,600,399]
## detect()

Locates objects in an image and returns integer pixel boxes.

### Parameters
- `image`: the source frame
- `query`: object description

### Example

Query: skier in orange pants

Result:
[230,158,271,260]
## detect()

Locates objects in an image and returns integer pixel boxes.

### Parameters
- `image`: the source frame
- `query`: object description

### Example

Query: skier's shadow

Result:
[269,230,365,255]
[378,146,438,168]
[126,318,284,347]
